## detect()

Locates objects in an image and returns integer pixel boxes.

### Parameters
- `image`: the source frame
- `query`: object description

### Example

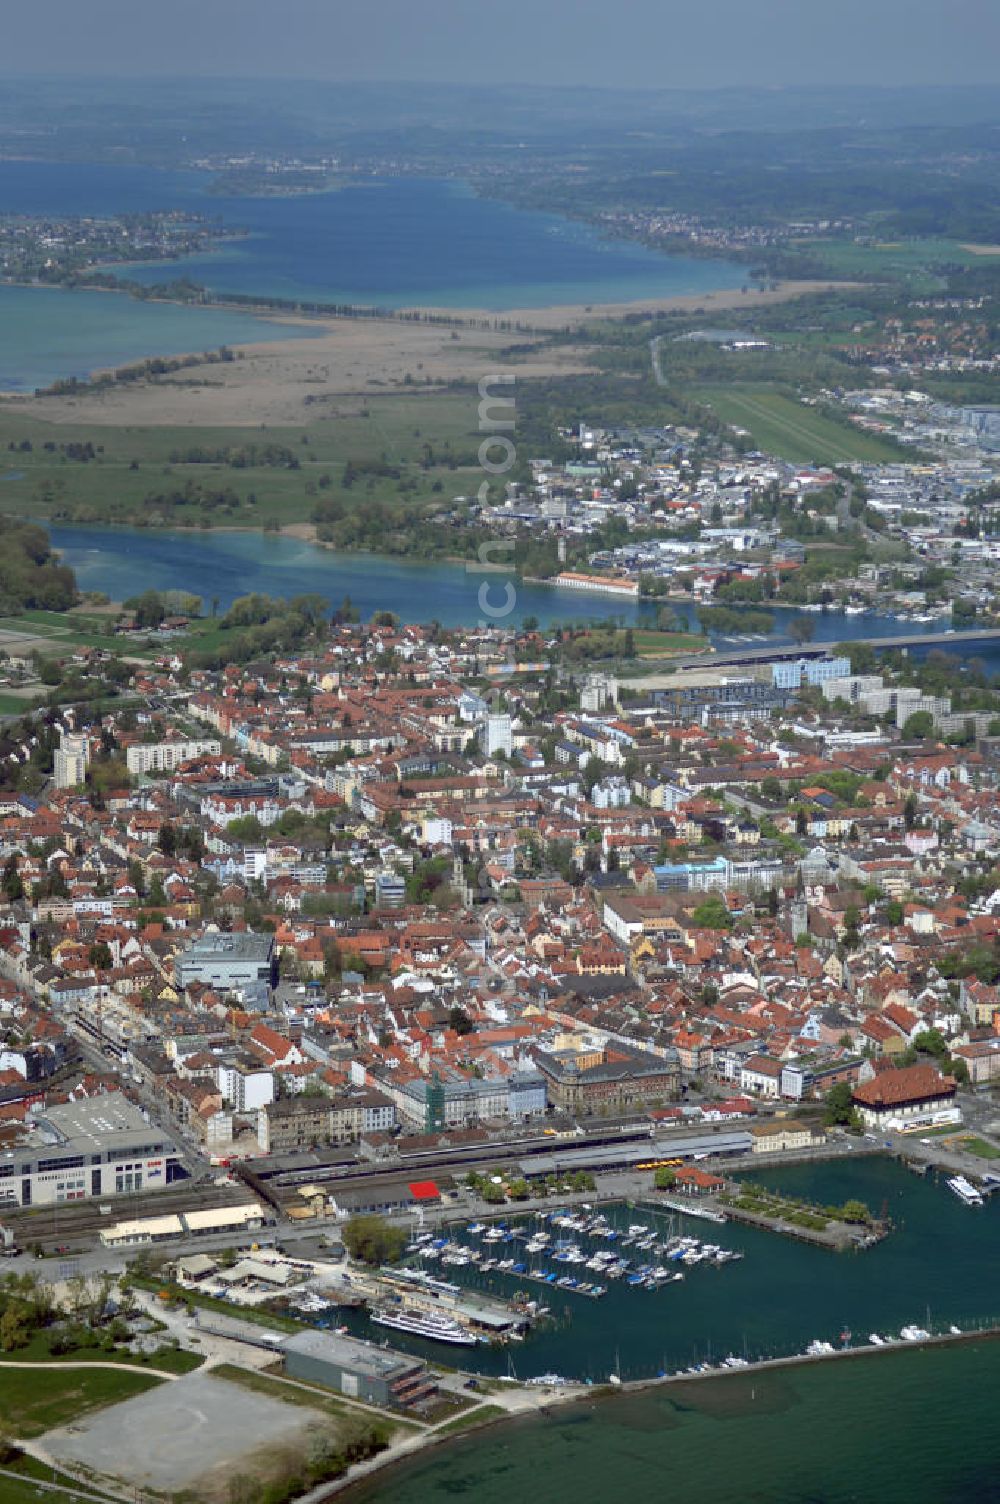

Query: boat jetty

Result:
[405,1206,744,1305]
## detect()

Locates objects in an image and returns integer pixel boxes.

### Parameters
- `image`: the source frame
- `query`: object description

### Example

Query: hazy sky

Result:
[6,0,1000,88]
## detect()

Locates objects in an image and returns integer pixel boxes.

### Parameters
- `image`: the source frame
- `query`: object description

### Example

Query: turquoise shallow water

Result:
[0,284,314,392]
[345,1339,1000,1504]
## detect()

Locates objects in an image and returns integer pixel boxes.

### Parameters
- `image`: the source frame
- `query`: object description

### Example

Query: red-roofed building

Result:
[852,1064,959,1132]
[408,1180,441,1204]
[674,1165,725,1195]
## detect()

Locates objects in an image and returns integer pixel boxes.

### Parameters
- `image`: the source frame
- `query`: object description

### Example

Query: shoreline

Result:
[326,1325,1000,1501]
[0,274,859,404]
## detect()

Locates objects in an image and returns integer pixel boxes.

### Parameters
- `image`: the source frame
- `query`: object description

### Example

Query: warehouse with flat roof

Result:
[0,1092,184,1209]
[174,932,276,994]
[282,1327,436,1409]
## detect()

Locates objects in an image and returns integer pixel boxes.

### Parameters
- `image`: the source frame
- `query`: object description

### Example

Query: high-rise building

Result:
[53,731,89,789]
[480,713,512,757]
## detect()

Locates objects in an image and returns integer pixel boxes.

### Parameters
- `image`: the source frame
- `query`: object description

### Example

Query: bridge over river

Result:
[662,627,1000,673]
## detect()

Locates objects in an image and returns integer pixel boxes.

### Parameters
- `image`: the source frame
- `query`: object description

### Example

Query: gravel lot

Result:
[42,1370,321,1493]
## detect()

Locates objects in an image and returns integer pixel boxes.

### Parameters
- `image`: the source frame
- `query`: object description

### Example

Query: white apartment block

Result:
[126,738,222,775]
[54,732,89,789]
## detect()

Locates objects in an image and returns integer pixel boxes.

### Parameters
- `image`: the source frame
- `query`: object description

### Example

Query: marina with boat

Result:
[168,1159,999,1388]
[404,1206,745,1313]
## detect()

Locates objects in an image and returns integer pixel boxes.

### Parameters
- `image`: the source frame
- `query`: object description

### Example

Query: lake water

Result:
[344,1338,1000,1504]
[120,175,743,310]
[0,284,316,393]
[0,161,743,388]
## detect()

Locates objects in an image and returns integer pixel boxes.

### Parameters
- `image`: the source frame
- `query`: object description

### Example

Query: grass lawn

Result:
[0,693,44,716]
[0,1477,102,1504]
[0,390,482,533]
[957,1136,1000,1161]
[0,1365,163,1438]
[2,1452,118,1504]
[631,628,709,657]
[0,1330,201,1374]
[695,386,905,464]
[432,1403,506,1435]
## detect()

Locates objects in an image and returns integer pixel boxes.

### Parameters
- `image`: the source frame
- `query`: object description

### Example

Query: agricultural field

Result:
[695,386,904,464]
[791,236,983,286]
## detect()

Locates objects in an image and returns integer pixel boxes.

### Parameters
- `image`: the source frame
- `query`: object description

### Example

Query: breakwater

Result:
[329,1327,1000,1503]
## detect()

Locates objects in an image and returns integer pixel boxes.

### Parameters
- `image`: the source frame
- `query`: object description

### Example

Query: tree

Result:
[1,856,23,902]
[341,1215,406,1267]
[132,589,165,630]
[823,1082,856,1126]
[157,822,177,857]
[0,1307,28,1352]
[840,1200,872,1225]
[902,710,935,740]
[911,1028,949,1063]
[842,906,861,951]
[448,1006,473,1036]
[690,895,732,930]
[88,941,113,970]
[788,615,815,645]
[654,1165,677,1190]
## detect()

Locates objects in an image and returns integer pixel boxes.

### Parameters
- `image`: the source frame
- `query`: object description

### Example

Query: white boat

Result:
[370,1306,478,1346]
[900,1326,931,1342]
[868,1333,885,1346]
[290,1291,332,1314]
[805,1340,835,1356]
[947,1176,984,1207]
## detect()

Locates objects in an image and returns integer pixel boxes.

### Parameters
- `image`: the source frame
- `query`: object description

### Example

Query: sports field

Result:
[696,387,903,464]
